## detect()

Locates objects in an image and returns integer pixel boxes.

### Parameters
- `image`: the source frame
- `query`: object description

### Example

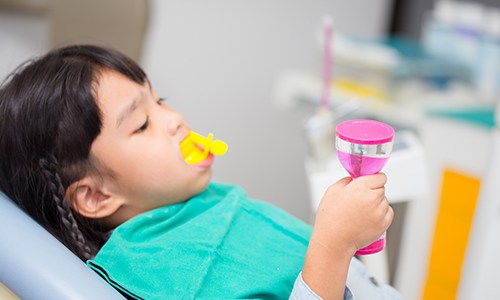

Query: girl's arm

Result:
[301,173,393,300]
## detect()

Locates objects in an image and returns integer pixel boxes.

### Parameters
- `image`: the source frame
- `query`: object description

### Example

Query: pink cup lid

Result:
[336,119,394,145]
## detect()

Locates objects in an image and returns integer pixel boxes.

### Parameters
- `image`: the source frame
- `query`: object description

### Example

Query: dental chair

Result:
[0,191,126,300]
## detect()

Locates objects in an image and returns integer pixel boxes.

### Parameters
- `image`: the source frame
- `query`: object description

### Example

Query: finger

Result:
[357,172,387,189]
[327,176,353,193]
[337,176,353,186]
[383,205,395,230]
[370,185,386,199]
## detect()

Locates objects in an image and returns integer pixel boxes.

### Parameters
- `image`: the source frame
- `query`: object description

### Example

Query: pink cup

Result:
[335,119,394,255]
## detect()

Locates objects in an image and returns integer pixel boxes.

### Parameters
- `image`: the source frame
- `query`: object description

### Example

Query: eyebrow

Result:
[116,91,146,128]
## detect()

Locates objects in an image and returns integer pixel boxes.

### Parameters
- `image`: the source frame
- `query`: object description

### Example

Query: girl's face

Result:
[90,70,213,221]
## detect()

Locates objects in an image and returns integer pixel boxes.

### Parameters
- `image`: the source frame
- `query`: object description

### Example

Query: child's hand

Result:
[301,173,393,299]
[312,173,393,255]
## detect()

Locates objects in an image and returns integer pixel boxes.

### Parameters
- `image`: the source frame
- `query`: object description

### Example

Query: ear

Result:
[66,176,123,219]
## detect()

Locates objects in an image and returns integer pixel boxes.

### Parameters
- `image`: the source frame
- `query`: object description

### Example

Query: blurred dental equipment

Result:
[304,15,335,168]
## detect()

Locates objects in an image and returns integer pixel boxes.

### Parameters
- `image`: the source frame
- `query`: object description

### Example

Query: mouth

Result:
[180,131,227,166]
[180,136,211,166]
[192,153,214,168]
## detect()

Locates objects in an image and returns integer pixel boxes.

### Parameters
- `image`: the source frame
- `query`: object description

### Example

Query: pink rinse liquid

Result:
[337,150,388,255]
[336,151,389,179]
[355,233,386,255]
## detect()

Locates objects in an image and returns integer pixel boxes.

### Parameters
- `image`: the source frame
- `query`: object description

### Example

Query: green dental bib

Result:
[87,182,312,299]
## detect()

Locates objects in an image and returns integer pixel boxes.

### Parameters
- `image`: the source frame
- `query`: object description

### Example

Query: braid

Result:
[39,155,94,260]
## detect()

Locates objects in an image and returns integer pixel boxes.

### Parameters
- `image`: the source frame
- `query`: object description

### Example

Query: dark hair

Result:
[0,45,147,261]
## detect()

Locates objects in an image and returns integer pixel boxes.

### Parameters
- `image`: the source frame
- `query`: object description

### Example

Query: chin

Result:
[199,175,212,191]
[189,173,212,197]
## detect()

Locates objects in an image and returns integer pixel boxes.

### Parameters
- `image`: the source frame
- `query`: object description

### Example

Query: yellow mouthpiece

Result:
[180,131,228,164]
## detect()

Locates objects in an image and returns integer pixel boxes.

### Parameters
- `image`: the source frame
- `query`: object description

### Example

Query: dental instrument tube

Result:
[305,15,335,168]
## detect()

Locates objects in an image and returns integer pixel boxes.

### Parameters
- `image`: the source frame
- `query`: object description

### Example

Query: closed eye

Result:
[157,97,167,105]
[134,116,149,133]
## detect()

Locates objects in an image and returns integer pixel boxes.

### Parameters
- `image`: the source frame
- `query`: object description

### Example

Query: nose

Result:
[164,107,186,136]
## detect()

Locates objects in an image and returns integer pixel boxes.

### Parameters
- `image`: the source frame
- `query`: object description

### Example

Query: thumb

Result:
[326,176,353,194]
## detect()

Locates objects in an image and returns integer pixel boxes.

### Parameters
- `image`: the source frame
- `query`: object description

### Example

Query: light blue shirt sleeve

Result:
[289,258,403,300]
[289,272,354,300]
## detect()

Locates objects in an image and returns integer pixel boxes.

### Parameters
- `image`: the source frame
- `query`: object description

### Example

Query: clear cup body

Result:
[335,138,393,178]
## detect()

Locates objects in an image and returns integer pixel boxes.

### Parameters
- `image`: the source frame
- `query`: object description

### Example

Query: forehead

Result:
[96,70,141,102]
[94,70,147,120]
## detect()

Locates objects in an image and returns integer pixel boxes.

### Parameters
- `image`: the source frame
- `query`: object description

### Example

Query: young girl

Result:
[0,45,400,299]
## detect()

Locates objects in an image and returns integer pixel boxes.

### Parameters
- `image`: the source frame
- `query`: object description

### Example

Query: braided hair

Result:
[0,45,147,261]
[38,155,94,260]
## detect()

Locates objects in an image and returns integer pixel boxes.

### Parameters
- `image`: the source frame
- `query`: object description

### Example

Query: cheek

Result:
[128,146,184,180]
[92,133,188,187]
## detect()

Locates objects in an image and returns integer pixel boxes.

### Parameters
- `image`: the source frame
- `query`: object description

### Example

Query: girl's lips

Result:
[192,153,214,168]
